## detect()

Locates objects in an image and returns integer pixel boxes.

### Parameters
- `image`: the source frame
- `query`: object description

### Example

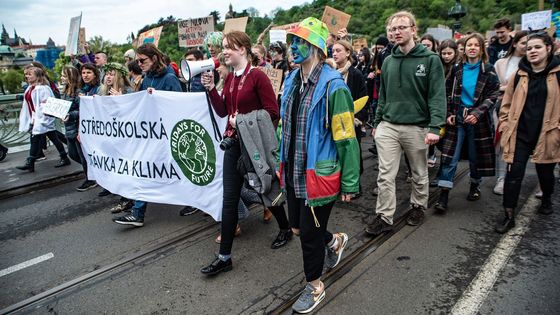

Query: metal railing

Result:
[0,94,30,148]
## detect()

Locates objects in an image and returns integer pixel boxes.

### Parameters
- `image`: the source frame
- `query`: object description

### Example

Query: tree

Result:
[0,69,25,94]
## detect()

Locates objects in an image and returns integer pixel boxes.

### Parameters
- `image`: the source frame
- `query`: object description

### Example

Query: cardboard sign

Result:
[522,10,552,31]
[136,26,164,48]
[223,17,249,34]
[352,38,368,51]
[321,6,351,34]
[269,30,287,44]
[178,16,215,48]
[426,27,453,41]
[259,67,283,96]
[65,14,82,56]
[42,97,72,120]
[272,23,299,32]
[78,27,87,55]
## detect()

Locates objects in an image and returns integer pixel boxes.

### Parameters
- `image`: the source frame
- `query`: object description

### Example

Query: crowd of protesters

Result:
[8,11,560,313]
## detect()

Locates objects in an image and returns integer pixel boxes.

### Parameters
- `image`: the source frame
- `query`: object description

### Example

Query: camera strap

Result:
[205,90,223,142]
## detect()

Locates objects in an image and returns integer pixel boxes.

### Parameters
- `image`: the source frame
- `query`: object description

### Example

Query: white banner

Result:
[79,91,227,221]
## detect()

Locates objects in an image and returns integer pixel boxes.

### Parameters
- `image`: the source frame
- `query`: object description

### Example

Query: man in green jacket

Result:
[366,11,446,236]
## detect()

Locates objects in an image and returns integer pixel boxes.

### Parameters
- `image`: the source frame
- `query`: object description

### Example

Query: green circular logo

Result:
[170,119,216,186]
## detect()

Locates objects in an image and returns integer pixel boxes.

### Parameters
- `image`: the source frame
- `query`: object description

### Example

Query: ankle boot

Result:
[467,183,481,201]
[55,156,71,168]
[495,208,515,234]
[435,189,449,212]
[538,197,553,215]
[16,158,35,172]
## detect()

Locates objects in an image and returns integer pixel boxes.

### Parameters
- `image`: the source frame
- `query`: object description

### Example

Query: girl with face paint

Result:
[280,17,360,313]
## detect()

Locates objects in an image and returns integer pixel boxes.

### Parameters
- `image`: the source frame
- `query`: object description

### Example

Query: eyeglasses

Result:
[388,25,413,33]
[136,57,148,65]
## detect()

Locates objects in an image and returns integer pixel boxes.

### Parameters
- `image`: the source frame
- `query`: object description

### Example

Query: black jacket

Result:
[346,66,368,122]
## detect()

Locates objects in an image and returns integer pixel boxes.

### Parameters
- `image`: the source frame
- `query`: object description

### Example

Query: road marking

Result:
[450,193,540,315]
[0,253,54,278]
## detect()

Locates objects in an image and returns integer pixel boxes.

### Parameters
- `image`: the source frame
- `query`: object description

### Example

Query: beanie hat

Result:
[375,36,390,47]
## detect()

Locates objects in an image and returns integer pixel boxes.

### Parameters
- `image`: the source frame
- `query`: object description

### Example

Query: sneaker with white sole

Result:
[292,283,325,314]
[76,180,98,192]
[493,177,505,195]
[113,215,144,227]
[325,233,348,269]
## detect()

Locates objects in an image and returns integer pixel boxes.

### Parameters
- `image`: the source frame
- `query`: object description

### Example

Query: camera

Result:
[219,137,237,151]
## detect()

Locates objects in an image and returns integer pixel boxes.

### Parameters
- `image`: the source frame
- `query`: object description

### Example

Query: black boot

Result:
[467,183,481,201]
[54,156,71,168]
[538,197,553,215]
[16,158,35,172]
[271,229,293,249]
[435,189,449,213]
[495,208,515,234]
[200,257,232,275]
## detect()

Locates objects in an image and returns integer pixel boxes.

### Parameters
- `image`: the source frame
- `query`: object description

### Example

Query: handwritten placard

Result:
[136,26,164,48]
[321,6,351,34]
[522,10,552,31]
[42,97,72,120]
[270,30,287,44]
[78,27,87,55]
[352,38,368,52]
[178,16,215,48]
[272,23,299,32]
[65,14,82,56]
[223,17,249,34]
[259,67,283,96]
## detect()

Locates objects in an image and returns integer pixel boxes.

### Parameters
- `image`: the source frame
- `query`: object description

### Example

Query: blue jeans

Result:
[438,123,481,189]
[132,200,147,220]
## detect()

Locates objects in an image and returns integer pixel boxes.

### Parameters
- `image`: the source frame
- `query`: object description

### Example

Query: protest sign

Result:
[78,27,87,55]
[522,10,552,31]
[65,14,82,56]
[79,91,228,221]
[426,27,453,41]
[259,67,283,96]
[269,30,287,43]
[321,6,351,34]
[352,38,368,51]
[42,97,72,120]
[136,26,164,48]
[271,23,299,32]
[223,17,249,34]
[178,16,215,47]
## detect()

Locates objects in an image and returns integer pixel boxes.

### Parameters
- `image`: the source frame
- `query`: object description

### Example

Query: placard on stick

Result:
[65,14,82,56]
[42,97,72,120]
[78,27,87,55]
[223,17,249,34]
[522,10,552,31]
[259,67,283,96]
[136,26,164,48]
[271,23,299,32]
[178,16,215,48]
[321,6,351,34]
[352,38,367,52]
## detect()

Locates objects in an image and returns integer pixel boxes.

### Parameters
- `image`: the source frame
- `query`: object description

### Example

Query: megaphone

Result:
[180,58,220,81]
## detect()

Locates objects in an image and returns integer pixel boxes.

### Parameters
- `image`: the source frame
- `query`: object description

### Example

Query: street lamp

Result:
[449,0,467,37]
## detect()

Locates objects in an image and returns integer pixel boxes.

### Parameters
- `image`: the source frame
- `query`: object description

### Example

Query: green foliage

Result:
[0,69,25,94]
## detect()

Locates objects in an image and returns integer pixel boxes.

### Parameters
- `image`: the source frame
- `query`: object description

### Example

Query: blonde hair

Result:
[333,40,355,63]
[24,65,49,85]
[387,11,417,27]
[99,69,131,96]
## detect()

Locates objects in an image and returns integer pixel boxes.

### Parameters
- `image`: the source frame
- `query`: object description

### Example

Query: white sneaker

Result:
[535,189,543,199]
[493,177,504,195]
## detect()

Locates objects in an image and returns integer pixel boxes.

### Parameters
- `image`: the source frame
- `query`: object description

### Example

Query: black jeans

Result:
[269,205,290,230]
[286,185,334,282]
[30,131,67,161]
[219,141,244,256]
[67,137,87,173]
[503,140,556,209]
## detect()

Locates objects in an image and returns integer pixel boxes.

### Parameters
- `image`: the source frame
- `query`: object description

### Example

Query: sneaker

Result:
[292,283,325,314]
[110,200,134,213]
[535,189,543,199]
[406,205,425,226]
[493,177,505,195]
[113,214,144,227]
[54,157,71,168]
[179,206,199,216]
[428,155,437,168]
[98,188,111,197]
[365,215,393,236]
[76,180,98,192]
[36,152,46,161]
[467,183,481,201]
[325,233,348,269]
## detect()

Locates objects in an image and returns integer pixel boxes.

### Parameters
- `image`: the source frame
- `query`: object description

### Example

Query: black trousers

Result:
[29,131,66,161]
[286,185,334,282]
[67,137,87,173]
[219,142,244,256]
[503,140,556,209]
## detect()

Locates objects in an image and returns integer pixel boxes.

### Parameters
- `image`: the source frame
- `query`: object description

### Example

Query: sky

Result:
[0,0,307,45]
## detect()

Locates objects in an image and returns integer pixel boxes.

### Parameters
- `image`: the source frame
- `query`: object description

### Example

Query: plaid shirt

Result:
[282,65,322,199]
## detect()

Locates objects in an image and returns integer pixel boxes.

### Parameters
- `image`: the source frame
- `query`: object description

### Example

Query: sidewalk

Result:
[0,148,83,197]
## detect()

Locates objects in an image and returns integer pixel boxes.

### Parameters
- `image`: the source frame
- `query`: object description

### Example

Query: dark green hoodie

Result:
[374,43,446,135]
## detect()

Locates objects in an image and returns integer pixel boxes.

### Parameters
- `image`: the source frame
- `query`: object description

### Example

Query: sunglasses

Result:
[136,57,148,65]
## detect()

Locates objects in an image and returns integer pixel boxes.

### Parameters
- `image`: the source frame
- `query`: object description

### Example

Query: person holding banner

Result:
[112,43,182,227]
[98,63,133,96]
[199,31,283,275]
[280,17,360,313]
[16,65,70,172]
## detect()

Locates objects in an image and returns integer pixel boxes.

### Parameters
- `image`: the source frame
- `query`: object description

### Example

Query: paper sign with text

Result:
[223,17,249,34]
[178,16,215,47]
[259,67,283,96]
[352,38,368,51]
[65,14,82,56]
[522,10,552,31]
[272,23,299,32]
[321,6,351,34]
[78,27,87,55]
[269,30,287,43]
[136,26,164,48]
[42,97,72,120]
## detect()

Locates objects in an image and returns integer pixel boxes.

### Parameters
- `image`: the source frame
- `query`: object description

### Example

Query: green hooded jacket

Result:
[374,43,446,135]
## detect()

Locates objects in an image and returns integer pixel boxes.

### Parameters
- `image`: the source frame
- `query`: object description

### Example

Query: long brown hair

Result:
[224,31,259,66]
[462,33,488,63]
[62,66,81,97]
[439,39,459,78]
[24,65,49,86]
[504,30,529,59]
[136,43,167,75]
